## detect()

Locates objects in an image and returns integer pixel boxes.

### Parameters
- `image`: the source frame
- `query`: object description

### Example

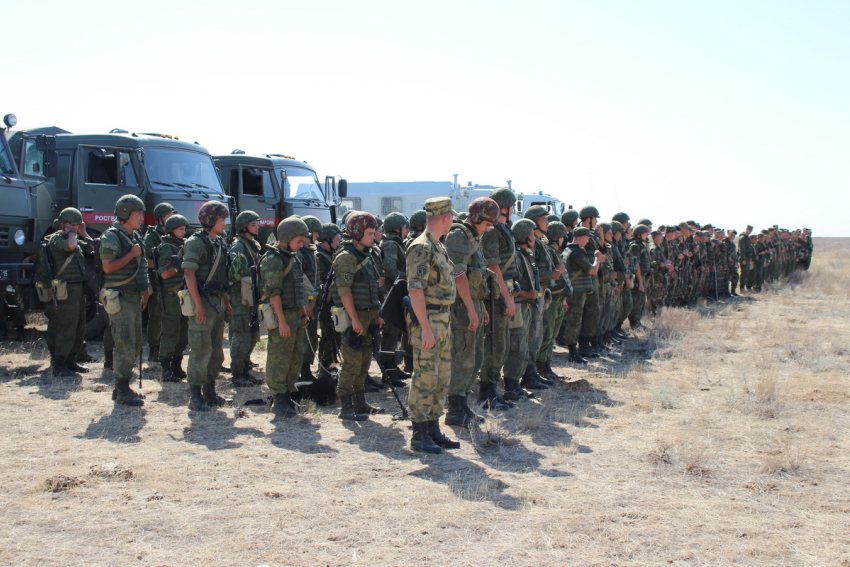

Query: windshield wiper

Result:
[192,183,210,190]
[152,180,175,187]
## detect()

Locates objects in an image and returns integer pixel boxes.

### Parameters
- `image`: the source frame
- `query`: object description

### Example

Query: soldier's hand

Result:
[421,327,436,350]
[147,259,155,269]
[351,317,364,335]
[303,304,313,320]
[638,280,645,292]
[562,301,568,313]
[226,302,234,319]
[130,244,142,258]
[279,320,291,338]
[141,294,149,311]
[482,308,490,326]
[195,304,207,324]
[78,221,88,238]
[377,277,385,289]
[504,296,516,317]
[467,307,480,331]
[374,315,384,327]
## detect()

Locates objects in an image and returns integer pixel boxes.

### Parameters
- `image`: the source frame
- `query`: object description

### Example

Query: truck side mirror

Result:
[338,178,347,198]
[43,150,59,178]
[35,135,56,151]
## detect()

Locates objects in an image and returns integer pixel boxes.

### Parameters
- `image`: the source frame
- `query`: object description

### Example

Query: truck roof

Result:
[346,180,456,196]
[9,127,212,154]
[213,153,316,172]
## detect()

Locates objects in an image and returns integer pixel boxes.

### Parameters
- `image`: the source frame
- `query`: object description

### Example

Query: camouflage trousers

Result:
[302,316,318,367]
[318,312,340,367]
[159,293,188,360]
[380,318,406,366]
[228,297,259,376]
[42,301,56,355]
[146,291,162,349]
[538,297,565,363]
[617,283,633,327]
[629,288,646,327]
[52,282,86,358]
[337,309,375,397]
[107,290,144,381]
[525,299,544,367]
[266,309,304,395]
[187,295,225,386]
[448,298,485,397]
[563,289,587,346]
[408,311,451,423]
[595,281,614,336]
[480,300,510,385]
[504,303,532,382]
[579,286,600,339]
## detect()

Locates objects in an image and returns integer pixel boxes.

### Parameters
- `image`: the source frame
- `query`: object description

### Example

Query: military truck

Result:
[0,113,35,287]
[215,152,346,243]
[5,125,229,338]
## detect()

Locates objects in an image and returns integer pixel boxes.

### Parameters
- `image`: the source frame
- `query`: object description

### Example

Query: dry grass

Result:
[1,237,849,566]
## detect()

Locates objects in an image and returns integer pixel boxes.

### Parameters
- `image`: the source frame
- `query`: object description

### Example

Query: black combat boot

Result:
[159,358,179,382]
[202,382,229,407]
[66,354,89,373]
[537,360,558,381]
[272,393,298,418]
[614,324,630,339]
[594,336,610,353]
[14,326,26,342]
[532,362,555,386]
[403,355,414,375]
[477,382,512,411]
[148,345,159,362]
[427,420,460,449]
[104,350,114,371]
[247,358,258,369]
[605,331,623,346]
[364,375,386,392]
[445,395,475,427]
[545,360,565,380]
[113,378,145,406]
[188,385,210,411]
[231,372,256,388]
[577,337,599,358]
[556,323,568,347]
[503,378,534,400]
[353,390,385,414]
[520,364,550,390]
[338,395,368,421]
[171,356,187,379]
[567,344,588,364]
[52,355,76,377]
[461,396,486,423]
[410,422,443,454]
[300,362,316,382]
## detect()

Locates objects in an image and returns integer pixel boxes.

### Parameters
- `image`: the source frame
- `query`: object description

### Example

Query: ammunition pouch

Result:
[241,276,254,307]
[331,306,351,333]
[100,288,122,315]
[178,289,195,317]
[257,302,278,330]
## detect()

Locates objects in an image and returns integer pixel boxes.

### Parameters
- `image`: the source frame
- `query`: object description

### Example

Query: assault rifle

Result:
[318,266,339,358]
[197,283,221,315]
[487,272,495,355]
[39,241,59,311]
[367,321,409,421]
[249,265,260,334]
[151,248,164,309]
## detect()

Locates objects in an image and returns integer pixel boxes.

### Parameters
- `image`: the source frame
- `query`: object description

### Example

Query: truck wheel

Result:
[84,284,108,341]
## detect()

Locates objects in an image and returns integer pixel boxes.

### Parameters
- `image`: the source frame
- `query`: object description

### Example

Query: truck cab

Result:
[215,152,344,243]
[0,114,34,285]
[514,191,565,222]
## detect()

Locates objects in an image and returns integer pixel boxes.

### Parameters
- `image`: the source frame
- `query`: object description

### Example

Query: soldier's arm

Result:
[482,230,516,316]
[101,233,142,274]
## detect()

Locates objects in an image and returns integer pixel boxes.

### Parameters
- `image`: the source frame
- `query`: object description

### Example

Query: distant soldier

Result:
[156,214,190,382]
[522,206,556,389]
[258,218,311,417]
[143,202,176,362]
[316,222,342,373]
[182,201,233,412]
[100,195,150,406]
[563,227,601,363]
[228,211,264,387]
[40,207,96,376]
[444,197,499,426]
[628,224,651,328]
[298,215,323,382]
[379,211,412,381]
[737,225,755,293]
[405,210,427,249]
[578,205,603,358]
[536,221,570,378]
[406,196,459,453]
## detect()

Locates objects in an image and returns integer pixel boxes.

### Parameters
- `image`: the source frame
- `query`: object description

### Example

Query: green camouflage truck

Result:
[0,113,35,287]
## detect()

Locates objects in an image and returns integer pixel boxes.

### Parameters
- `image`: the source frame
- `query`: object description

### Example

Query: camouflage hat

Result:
[57,207,83,225]
[301,215,322,234]
[561,208,579,226]
[345,211,378,241]
[573,227,592,238]
[579,205,599,219]
[164,214,189,234]
[409,209,427,230]
[612,212,630,224]
[235,210,260,233]
[318,222,342,241]
[611,220,624,233]
[637,218,652,227]
[383,211,409,232]
[114,194,145,221]
[633,224,650,237]
[512,218,536,242]
[523,205,549,222]
[489,187,517,209]
[277,217,310,243]
[467,197,500,224]
[198,200,230,227]
[546,221,568,240]
[424,196,452,216]
[153,202,177,221]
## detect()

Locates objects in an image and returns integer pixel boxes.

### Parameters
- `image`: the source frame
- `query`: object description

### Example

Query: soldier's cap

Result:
[678,222,690,229]
[651,230,660,237]
[703,224,714,229]
[747,224,754,229]
[686,220,696,225]
[573,227,592,238]
[424,196,453,216]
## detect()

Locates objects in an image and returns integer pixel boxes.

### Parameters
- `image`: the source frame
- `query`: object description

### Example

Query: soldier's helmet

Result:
[153,202,177,221]
[573,227,592,238]
[164,214,189,234]
[467,197,500,224]
[523,205,549,223]
[318,222,342,241]
[57,207,83,225]
[341,210,357,225]
[633,224,650,237]
[599,222,613,235]
[612,212,630,224]
[547,214,559,223]
[383,212,409,232]
[235,210,261,233]
[114,195,145,221]
[489,187,517,210]
[579,205,599,220]
[345,212,378,241]
[457,212,468,221]
[277,217,310,243]
[198,201,230,228]
[301,215,322,234]
[561,208,579,226]
[374,216,383,228]
[611,220,624,233]
[512,218,536,242]
[409,210,427,230]
[637,218,652,227]
[546,221,568,240]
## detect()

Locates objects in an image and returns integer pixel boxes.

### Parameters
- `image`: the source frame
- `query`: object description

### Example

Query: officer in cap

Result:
[143,202,177,362]
[228,210,264,387]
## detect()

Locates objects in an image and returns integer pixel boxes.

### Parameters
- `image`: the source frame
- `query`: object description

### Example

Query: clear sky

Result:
[5,0,848,235]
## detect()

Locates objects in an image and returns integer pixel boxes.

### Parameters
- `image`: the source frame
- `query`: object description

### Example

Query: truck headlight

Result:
[14,230,25,246]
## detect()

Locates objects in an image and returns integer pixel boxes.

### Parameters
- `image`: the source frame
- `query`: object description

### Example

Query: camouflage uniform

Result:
[480,223,517,386]
[156,233,188,367]
[228,233,262,378]
[563,237,595,361]
[298,243,319,374]
[504,240,536,389]
[315,245,338,368]
[143,225,167,357]
[379,232,408,367]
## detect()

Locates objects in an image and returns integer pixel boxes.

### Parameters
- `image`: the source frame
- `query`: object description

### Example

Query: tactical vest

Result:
[533,236,553,287]
[514,246,537,304]
[380,235,407,278]
[184,231,230,295]
[259,247,305,310]
[47,233,92,283]
[449,222,488,300]
[565,244,594,292]
[158,236,184,293]
[298,245,318,289]
[331,243,379,310]
[630,238,651,275]
[144,226,165,258]
[102,225,148,292]
[493,224,518,282]
[316,247,334,281]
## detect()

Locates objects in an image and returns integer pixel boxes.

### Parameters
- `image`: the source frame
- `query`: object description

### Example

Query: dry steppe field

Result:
[0,238,848,567]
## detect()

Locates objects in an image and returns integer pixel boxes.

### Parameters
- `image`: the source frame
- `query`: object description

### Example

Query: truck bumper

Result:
[0,263,33,285]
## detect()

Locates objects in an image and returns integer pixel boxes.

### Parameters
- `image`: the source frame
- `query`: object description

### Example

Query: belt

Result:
[426,304,449,312]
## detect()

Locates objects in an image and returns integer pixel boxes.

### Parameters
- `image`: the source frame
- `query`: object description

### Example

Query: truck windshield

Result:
[143,148,223,195]
[0,137,15,175]
[277,167,324,202]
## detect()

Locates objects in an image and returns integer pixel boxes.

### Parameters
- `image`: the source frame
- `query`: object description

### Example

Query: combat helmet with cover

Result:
[408,210,427,230]
[633,224,650,237]
[198,200,229,228]
[612,212,630,224]
[547,221,568,240]
[489,187,516,210]
[579,205,599,220]
[153,202,177,221]
[561,208,579,226]
[319,222,342,242]
[277,217,310,243]
[300,215,322,234]
[57,207,83,225]
[383,212,409,232]
[512,218,536,243]
[346,211,378,241]
[235,210,260,233]
[467,197,500,224]
[115,194,145,221]
[523,205,549,223]
[165,214,189,234]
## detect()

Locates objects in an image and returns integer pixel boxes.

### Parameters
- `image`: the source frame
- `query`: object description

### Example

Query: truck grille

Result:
[0,227,9,247]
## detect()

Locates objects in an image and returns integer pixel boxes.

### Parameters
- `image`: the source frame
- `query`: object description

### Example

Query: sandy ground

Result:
[0,238,847,567]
